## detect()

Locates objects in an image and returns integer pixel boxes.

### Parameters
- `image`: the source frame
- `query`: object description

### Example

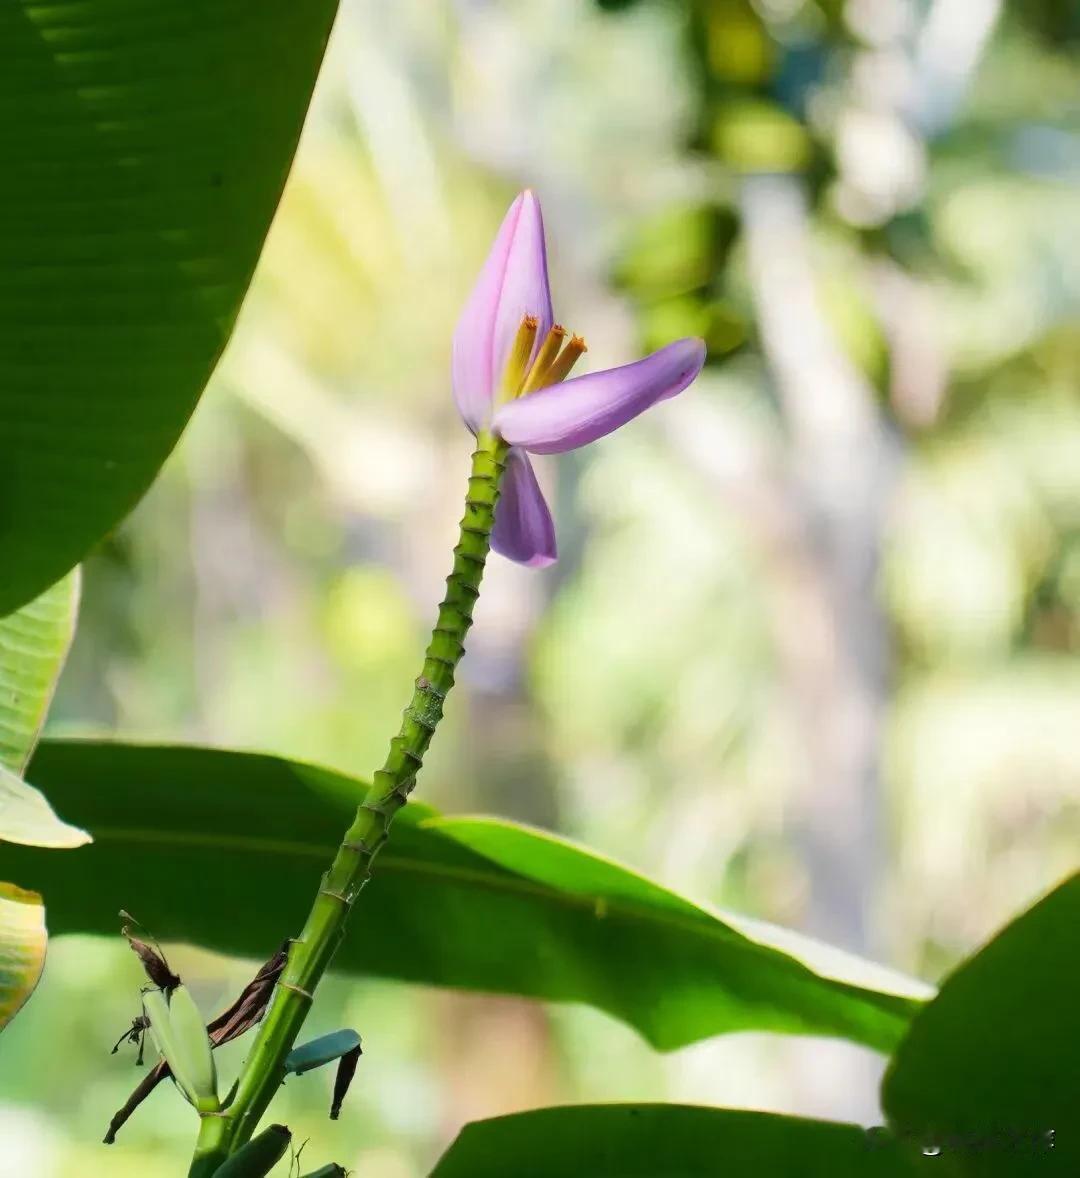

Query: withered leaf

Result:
[104,942,289,1144]
[122,927,180,993]
[329,1043,362,1120]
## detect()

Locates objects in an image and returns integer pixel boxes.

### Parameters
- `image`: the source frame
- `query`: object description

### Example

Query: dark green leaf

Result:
[0,1,338,613]
[11,741,924,1054]
[882,875,1080,1175]
[430,1105,928,1178]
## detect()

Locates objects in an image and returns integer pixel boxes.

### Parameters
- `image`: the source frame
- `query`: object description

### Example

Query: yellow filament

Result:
[538,333,587,387]
[498,315,539,401]
[520,324,567,394]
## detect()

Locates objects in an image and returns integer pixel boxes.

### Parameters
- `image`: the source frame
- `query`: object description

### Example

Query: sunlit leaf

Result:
[0,571,87,848]
[430,1105,929,1177]
[0,571,79,775]
[0,572,85,1033]
[0,0,339,612]
[0,883,47,1032]
[882,874,1080,1175]
[0,764,89,849]
[8,742,925,1055]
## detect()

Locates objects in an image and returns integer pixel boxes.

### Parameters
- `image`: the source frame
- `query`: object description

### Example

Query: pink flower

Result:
[453,191,706,567]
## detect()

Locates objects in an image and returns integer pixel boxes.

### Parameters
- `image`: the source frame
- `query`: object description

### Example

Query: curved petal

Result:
[493,337,706,454]
[491,448,557,568]
[452,191,553,432]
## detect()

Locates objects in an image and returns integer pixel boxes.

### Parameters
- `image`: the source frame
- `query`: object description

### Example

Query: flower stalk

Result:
[189,433,508,1175]
[186,188,704,1175]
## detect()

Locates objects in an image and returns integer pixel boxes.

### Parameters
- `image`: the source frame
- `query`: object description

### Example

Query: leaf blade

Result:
[882,874,1080,1175]
[0,571,88,848]
[429,1105,928,1178]
[10,741,923,1054]
[0,764,90,848]
[0,571,79,775]
[0,1,338,612]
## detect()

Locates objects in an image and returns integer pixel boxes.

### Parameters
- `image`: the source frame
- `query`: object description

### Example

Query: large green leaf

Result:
[7,742,924,1054]
[882,875,1080,1175]
[0,0,339,613]
[0,882,47,1032]
[430,1105,928,1178]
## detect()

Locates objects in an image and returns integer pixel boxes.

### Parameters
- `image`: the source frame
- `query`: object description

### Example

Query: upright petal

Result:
[452,191,554,432]
[491,448,557,568]
[490,192,553,399]
[493,337,706,454]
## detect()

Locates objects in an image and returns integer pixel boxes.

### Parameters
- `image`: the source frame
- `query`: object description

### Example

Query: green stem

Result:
[189,435,508,1175]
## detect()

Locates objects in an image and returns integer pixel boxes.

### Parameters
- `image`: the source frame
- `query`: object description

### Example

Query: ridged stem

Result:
[189,435,508,1175]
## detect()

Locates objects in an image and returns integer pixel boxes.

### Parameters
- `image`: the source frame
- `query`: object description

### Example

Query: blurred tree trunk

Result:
[740,173,900,957]
[736,173,902,1123]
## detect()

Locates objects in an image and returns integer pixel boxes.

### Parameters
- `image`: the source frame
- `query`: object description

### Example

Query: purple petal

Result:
[491,448,557,568]
[452,191,553,432]
[490,192,553,398]
[493,337,706,454]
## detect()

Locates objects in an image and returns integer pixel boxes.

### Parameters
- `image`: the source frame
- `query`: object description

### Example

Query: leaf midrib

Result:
[87,822,754,944]
[76,822,910,1027]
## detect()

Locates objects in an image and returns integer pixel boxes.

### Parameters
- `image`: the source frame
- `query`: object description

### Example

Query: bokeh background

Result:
[4,0,1080,1172]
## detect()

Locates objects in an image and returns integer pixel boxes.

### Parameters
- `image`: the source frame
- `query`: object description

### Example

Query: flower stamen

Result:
[520,324,567,395]
[498,315,539,402]
[537,333,587,387]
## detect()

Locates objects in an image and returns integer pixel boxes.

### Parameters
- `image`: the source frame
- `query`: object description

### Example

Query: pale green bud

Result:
[143,985,219,1113]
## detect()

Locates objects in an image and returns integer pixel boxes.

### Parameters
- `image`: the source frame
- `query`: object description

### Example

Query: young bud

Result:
[212,1124,291,1177]
[142,986,219,1113]
[167,985,219,1112]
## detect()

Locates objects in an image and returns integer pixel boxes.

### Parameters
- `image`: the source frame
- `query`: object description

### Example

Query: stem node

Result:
[187,436,508,1173]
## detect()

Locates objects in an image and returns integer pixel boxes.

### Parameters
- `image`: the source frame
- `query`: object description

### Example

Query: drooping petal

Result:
[493,337,706,454]
[491,448,557,568]
[452,191,553,432]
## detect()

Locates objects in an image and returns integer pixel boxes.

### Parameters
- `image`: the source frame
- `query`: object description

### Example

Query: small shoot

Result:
[289,1146,348,1178]
[212,1123,292,1177]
